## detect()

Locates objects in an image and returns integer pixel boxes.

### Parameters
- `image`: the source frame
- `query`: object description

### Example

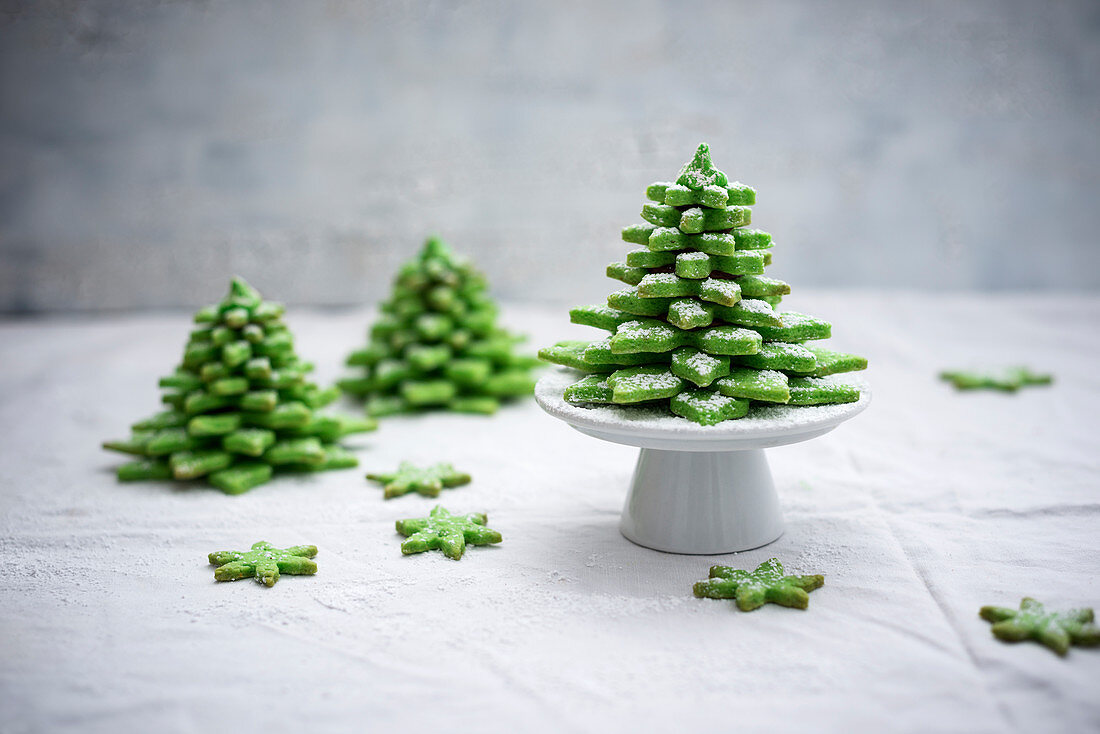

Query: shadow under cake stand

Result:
[535,369,871,554]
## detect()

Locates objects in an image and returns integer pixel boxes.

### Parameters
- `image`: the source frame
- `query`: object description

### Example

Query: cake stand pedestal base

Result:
[620,448,782,554]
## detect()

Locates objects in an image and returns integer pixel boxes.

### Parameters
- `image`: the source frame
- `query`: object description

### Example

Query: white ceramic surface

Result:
[535,369,871,553]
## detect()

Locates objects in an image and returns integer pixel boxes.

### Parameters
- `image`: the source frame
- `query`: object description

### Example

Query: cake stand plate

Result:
[535,369,871,554]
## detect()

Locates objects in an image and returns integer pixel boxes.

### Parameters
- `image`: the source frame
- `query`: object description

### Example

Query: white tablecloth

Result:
[2,293,1098,734]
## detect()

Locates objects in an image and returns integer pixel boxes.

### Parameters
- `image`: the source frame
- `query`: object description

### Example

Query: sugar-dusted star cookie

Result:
[980,597,1100,656]
[366,461,472,499]
[395,505,501,560]
[693,557,824,611]
[208,541,318,586]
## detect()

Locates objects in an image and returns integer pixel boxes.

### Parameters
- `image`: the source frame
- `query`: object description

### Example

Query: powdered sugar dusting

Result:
[737,299,774,314]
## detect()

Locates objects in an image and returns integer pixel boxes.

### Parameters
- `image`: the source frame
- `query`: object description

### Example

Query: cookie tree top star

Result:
[103,277,376,494]
[539,143,867,426]
[340,237,539,417]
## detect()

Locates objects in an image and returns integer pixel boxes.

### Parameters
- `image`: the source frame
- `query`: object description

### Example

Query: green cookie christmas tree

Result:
[339,237,538,416]
[103,277,376,493]
[540,144,867,426]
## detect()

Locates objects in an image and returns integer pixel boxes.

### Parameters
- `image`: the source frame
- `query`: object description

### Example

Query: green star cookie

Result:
[670,388,749,425]
[714,367,791,403]
[980,598,1100,656]
[538,341,614,373]
[787,377,862,405]
[582,337,668,366]
[366,461,472,499]
[395,505,502,560]
[804,345,868,377]
[610,319,762,356]
[940,367,1053,392]
[636,273,742,306]
[569,304,637,331]
[645,180,756,208]
[562,374,613,404]
[208,541,318,587]
[693,558,824,611]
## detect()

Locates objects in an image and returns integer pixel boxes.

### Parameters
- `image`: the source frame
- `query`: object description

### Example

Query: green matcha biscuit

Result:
[582,337,670,366]
[104,278,374,494]
[636,273,742,307]
[735,274,790,298]
[940,367,1053,392]
[731,229,773,250]
[367,461,472,499]
[641,202,681,228]
[804,345,868,377]
[676,142,728,190]
[734,342,817,373]
[623,227,772,253]
[544,143,865,425]
[208,541,318,586]
[672,250,767,278]
[609,319,763,356]
[606,366,684,403]
[562,374,614,404]
[621,223,657,246]
[752,312,831,342]
[787,377,861,405]
[980,598,1100,656]
[710,300,784,328]
[569,304,637,331]
[606,261,647,286]
[606,292,782,331]
[667,298,716,330]
[693,558,824,611]
[715,368,791,403]
[645,228,738,255]
[608,288,673,317]
[209,463,273,494]
[340,237,537,416]
[646,180,756,208]
[670,347,731,388]
[395,505,502,560]
[671,389,749,425]
[117,459,172,482]
[678,205,751,234]
[538,341,614,373]
[624,248,770,274]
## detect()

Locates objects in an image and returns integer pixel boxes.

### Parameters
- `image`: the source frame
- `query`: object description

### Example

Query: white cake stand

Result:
[535,369,870,554]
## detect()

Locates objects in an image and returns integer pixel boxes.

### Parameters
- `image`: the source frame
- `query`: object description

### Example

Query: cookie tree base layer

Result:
[536,369,870,554]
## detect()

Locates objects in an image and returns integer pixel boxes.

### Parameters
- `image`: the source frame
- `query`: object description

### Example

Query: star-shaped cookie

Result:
[366,461,472,499]
[980,597,1100,656]
[208,541,317,586]
[693,557,824,611]
[395,505,501,560]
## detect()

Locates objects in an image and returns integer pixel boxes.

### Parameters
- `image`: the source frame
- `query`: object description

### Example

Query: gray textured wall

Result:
[1,0,1098,313]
